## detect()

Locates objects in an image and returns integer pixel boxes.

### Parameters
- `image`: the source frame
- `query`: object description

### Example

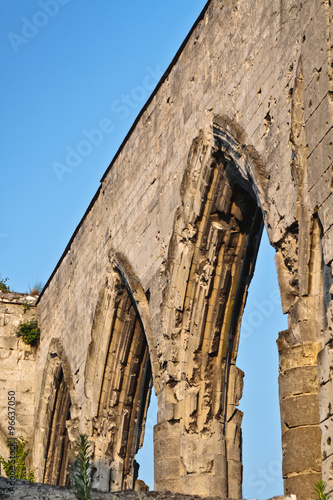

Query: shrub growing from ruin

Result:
[0,437,35,482]
[15,320,40,346]
[0,275,10,293]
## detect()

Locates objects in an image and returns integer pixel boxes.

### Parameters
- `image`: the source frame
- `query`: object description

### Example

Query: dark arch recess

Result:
[43,365,71,486]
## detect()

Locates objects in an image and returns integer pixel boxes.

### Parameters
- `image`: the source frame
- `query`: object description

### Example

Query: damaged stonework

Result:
[2,0,333,499]
[32,337,81,485]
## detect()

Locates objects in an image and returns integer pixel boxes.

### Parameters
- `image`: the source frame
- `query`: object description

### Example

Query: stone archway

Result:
[43,365,71,486]
[32,339,79,485]
[84,259,154,492]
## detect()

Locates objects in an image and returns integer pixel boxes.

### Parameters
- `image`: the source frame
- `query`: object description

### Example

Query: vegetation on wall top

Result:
[28,282,44,296]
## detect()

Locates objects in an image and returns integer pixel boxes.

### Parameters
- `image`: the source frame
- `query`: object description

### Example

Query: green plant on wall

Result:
[28,282,44,296]
[0,437,35,482]
[314,480,331,500]
[15,320,40,347]
[73,434,93,500]
[0,274,10,293]
[22,302,31,313]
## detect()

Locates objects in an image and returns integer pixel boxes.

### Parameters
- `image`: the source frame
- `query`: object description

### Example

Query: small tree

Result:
[314,480,331,500]
[0,437,35,482]
[74,434,92,500]
[0,275,10,293]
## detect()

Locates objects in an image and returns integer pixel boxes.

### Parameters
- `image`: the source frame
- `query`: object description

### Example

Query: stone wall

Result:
[1,0,332,499]
[0,293,37,471]
[0,477,297,500]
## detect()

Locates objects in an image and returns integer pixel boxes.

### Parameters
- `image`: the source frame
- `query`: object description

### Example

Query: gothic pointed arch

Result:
[157,121,264,497]
[33,339,78,486]
[84,256,154,492]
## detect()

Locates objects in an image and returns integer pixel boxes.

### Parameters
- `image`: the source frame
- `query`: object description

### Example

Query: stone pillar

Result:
[154,420,182,494]
[277,314,322,499]
[153,367,244,499]
[154,416,229,498]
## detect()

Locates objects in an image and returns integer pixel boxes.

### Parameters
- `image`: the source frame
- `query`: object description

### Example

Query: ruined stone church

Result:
[1,0,333,499]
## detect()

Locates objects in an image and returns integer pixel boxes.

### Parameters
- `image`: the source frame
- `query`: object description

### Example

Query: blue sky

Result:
[1,1,287,497]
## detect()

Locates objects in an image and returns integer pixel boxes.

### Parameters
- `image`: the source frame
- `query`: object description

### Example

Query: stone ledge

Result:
[0,293,38,305]
[0,477,296,500]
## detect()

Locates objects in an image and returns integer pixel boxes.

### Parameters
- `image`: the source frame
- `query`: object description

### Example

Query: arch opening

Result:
[89,266,154,492]
[156,125,265,498]
[43,365,71,486]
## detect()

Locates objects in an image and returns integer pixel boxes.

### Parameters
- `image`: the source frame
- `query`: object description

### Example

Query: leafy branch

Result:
[74,434,92,500]
[0,275,10,293]
[314,480,331,500]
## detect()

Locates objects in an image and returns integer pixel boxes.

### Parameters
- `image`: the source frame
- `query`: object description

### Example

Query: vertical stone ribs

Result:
[43,366,71,487]
[156,135,263,498]
[93,275,152,491]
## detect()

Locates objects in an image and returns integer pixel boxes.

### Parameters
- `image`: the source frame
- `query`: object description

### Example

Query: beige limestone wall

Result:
[0,476,298,500]
[30,0,333,498]
[0,293,37,472]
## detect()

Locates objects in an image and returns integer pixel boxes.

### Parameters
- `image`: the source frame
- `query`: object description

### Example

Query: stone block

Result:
[304,63,330,122]
[321,416,333,460]
[154,437,180,462]
[317,342,333,385]
[274,254,296,314]
[300,0,323,31]
[302,5,329,81]
[0,337,19,349]
[280,394,320,428]
[278,366,319,398]
[154,456,181,483]
[306,96,333,158]
[319,378,333,423]
[307,129,333,192]
[322,453,333,494]
[282,426,321,476]
[310,170,333,221]
[284,472,322,500]
[182,473,228,498]
[278,342,319,373]
[323,224,333,265]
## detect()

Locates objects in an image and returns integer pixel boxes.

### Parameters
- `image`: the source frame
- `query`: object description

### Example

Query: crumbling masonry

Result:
[1,0,333,499]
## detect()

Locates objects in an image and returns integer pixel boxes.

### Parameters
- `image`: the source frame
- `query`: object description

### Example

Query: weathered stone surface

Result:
[1,0,333,498]
[0,476,296,499]
[278,366,319,399]
[280,394,320,429]
[282,427,322,476]
[284,472,321,500]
